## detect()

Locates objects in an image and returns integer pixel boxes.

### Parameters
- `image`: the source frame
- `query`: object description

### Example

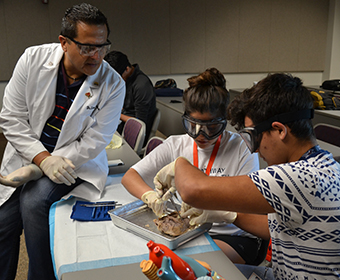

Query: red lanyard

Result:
[193,135,221,175]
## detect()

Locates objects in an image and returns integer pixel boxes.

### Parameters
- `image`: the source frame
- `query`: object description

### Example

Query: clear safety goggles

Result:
[65,36,111,57]
[238,109,314,153]
[238,127,264,154]
[182,114,227,140]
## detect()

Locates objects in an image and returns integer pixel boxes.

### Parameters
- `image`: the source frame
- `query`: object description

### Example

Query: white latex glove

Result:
[182,207,237,226]
[40,156,77,186]
[180,201,192,214]
[153,157,189,201]
[196,277,213,280]
[0,164,43,188]
[141,190,167,217]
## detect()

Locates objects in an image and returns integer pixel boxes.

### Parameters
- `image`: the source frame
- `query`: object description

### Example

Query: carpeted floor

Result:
[16,234,28,280]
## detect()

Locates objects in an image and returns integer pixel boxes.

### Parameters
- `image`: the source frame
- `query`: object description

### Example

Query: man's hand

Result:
[182,207,237,226]
[40,156,77,186]
[141,190,167,217]
[153,157,189,201]
[0,164,43,188]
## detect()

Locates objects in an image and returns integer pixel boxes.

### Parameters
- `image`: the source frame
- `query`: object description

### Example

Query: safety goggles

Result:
[65,36,111,57]
[182,114,227,140]
[238,109,314,153]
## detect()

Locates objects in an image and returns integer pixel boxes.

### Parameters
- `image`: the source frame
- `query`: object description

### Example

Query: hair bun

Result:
[188,68,226,89]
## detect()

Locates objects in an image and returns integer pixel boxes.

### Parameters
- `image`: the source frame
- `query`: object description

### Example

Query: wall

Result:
[1,0,339,109]
[148,72,324,91]
[323,0,340,80]
[0,0,330,81]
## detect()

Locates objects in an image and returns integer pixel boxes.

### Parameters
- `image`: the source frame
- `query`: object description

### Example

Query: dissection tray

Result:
[109,199,212,250]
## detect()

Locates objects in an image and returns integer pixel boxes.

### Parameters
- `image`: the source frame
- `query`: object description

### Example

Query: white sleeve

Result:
[235,143,260,175]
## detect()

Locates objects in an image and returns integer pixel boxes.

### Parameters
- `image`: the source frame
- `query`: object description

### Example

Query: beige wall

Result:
[0,0,330,81]
[323,0,340,80]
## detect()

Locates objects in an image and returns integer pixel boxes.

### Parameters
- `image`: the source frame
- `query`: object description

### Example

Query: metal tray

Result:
[108,199,212,250]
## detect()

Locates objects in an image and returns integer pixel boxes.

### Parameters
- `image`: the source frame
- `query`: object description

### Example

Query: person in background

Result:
[0,3,125,280]
[122,68,265,265]
[104,50,157,145]
[154,73,340,279]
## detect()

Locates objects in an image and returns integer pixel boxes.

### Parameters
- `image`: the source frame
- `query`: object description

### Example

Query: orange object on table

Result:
[140,259,161,280]
[147,240,196,280]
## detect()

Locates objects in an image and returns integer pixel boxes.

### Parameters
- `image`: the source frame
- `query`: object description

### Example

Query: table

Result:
[50,174,246,280]
[106,134,141,174]
[317,139,340,158]
[61,251,241,280]
[156,96,186,137]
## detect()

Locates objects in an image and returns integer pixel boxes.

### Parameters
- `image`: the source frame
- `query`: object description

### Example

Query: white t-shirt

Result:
[132,131,260,237]
[249,146,340,279]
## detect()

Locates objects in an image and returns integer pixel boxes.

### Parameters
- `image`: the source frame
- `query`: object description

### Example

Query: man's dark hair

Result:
[104,51,131,76]
[60,3,110,39]
[183,68,230,119]
[227,73,315,139]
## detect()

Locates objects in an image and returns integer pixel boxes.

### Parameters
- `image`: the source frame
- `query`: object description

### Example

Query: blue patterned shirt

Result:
[249,146,340,279]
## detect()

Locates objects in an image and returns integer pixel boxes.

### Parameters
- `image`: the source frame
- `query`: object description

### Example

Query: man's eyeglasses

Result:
[64,36,111,57]
[238,109,314,153]
[182,113,227,140]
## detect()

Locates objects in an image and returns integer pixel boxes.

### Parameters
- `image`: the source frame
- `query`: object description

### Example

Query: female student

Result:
[121,68,262,264]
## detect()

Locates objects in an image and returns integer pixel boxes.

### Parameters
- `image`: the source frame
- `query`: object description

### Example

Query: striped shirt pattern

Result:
[40,65,85,152]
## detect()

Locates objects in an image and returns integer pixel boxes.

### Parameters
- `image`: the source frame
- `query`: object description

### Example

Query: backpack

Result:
[321,79,340,91]
[310,89,340,110]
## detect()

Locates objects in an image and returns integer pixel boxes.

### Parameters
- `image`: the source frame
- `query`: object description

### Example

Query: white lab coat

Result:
[0,43,125,206]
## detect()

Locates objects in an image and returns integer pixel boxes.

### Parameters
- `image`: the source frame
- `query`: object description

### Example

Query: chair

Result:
[122,118,146,155]
[148,108,161,141]
[143,136,164,157]
[139,109,162,157]
[314,123,340,147]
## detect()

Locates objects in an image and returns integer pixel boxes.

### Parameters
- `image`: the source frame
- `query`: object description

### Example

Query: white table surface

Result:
[50,174,246,280]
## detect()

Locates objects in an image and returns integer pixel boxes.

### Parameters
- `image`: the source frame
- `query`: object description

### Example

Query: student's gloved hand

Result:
[182,207,237,226]
[153,157,189,201]
[180,202,192,215]
[0,164,43,188]
[141,190,167,217]
[196,277,213,280]
[40,156,77,186]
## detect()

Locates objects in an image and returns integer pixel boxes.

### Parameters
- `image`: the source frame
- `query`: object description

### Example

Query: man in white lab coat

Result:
[0,3,125,280]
